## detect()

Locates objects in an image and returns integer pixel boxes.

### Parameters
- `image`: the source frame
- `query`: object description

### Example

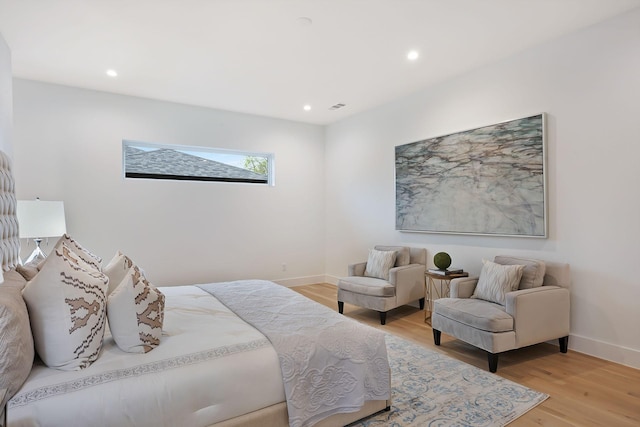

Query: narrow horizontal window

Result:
[123,140,274,185]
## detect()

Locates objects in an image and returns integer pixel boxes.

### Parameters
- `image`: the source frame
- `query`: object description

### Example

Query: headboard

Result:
[0,150,21,271]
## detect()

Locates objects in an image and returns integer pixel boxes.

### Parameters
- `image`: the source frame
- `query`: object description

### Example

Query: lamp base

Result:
[23,238,47,265]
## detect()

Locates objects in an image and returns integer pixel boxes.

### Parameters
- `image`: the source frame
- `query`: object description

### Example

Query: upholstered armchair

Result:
[432,256,570,372]
[337,246,426,325]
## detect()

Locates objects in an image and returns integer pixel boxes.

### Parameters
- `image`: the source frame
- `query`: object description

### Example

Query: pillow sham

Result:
[364,249,397,280]
[0,270,33,410]
[54,234,103,271]
[375,245,410,267]
[107,264,165,353]
[22,244,109,370]
[16,263,40,281]
[472,259,525,305]
[494,255,546,289]
[103,251,136,295]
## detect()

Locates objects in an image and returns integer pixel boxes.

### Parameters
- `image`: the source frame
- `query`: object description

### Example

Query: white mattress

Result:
[8,286,286,427]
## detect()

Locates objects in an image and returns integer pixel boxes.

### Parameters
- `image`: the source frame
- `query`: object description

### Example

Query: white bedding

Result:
[8,286,286,427]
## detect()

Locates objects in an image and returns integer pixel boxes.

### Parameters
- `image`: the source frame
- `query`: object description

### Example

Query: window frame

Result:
[122,140,275,186]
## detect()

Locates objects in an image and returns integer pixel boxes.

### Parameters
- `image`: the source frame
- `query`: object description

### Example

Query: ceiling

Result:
[1,0,639,125]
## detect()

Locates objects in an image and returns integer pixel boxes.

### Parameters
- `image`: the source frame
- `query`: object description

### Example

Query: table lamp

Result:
[17,199,67,264]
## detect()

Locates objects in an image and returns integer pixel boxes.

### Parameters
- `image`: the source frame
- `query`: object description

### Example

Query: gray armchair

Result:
[432,256,570,372]
[337,246,426,325]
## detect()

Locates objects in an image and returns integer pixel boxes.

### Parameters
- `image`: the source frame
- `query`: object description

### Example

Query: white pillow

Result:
[54,234,103,271]
[494,256,546,289]
[22,244,109,370]
[364,249,397,280]
[103,251,135,295]
[107,257,165,353]
[472,259,525,305]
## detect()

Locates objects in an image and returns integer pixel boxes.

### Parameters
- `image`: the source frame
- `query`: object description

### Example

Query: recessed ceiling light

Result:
[106,69,118,77]
[303,105,311,111]
[407,50,419,61]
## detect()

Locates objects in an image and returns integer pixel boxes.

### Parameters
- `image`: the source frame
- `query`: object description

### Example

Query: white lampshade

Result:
[17,200,67,239]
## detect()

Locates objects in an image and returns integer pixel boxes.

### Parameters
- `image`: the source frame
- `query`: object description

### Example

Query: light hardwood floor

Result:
[292,283,640,427]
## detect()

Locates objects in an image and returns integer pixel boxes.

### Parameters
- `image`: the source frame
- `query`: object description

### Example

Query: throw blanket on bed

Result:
[198,280,390,427]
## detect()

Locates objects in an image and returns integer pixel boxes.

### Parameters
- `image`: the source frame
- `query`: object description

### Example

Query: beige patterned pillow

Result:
[494,256,546,289]
[54,234,103,271]
[22,244,108,370]
[0,270,33,409]
[375,245,410,266]
[104,251,136,295]
[107,255,164,353]
[472,259,525,305]
[364,249,397,280]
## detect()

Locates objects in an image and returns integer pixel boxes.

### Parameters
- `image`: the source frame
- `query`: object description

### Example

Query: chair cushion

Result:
[337,276,395,297]
[374,245,410,267]
[472,260,524,305]
[433,298,514,333]
[364,249,397,280]
[494,255,546,289]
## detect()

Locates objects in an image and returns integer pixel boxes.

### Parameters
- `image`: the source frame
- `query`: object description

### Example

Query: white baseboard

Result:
[272,275,327,288]
[569,333,640,370]
[325,275,339,286]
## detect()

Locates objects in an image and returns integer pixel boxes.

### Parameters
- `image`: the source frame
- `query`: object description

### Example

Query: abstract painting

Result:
[395,114,546,237]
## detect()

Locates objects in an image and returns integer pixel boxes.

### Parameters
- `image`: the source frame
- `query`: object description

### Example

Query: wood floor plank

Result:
[292,283,640,427]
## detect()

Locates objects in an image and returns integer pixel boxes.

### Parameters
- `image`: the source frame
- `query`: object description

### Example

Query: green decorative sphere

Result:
[433,252,452,270]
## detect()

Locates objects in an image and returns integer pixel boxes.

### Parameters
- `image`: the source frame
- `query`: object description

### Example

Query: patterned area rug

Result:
[349,334,548,426]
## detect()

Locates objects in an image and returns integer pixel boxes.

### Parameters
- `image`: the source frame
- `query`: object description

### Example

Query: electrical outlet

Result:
[281,263,287,272]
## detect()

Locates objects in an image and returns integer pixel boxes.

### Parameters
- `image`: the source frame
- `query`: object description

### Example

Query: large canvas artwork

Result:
[395,114,547,237]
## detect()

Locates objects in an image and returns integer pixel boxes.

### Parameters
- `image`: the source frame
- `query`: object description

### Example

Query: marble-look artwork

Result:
[395,114,546,237]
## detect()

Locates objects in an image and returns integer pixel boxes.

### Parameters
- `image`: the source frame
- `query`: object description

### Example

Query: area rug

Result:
[349,334,548,426]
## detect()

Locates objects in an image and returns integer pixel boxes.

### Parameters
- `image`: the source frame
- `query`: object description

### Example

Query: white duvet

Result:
[8,286,286,427]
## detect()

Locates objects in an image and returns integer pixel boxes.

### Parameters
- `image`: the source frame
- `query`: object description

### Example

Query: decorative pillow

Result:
[16,263,40,281]
[107,264,165,353]
[103,251,136,295]
[364,249,397,280]
[22,244,108,370]
[472,259,525,305]
[494,256,546,289]
[0,270,34,410]
[54,234,103,271]
[375,245,410,267]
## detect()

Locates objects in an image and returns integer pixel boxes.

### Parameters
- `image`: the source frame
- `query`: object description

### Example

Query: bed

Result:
[0,150,391,427]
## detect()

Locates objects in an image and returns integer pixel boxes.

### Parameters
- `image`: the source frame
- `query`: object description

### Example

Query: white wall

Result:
[325,9,640,368]
[12,80,326,287]
[0,33,11,158]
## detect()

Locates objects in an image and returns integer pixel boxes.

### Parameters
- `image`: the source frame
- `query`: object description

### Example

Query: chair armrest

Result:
[389,264,425,304]
[506,286,570,348]
[450,277,478,298]
[348,262,367,277]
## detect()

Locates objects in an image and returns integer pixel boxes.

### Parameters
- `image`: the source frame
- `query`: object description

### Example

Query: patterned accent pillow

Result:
[0,270,33,410]
[106,254,165,353]
[472,259,525,305]
[375,245,410,266]
[494,256,546,289]
[22,244,108,370]
[104,251,137,295]
[364,249,398,280]
[54,234,103,271]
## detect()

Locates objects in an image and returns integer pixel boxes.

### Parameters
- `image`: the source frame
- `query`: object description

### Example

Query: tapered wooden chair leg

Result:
[379,311,387,325]
[559,336,569,353]
[488,352,499,373]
